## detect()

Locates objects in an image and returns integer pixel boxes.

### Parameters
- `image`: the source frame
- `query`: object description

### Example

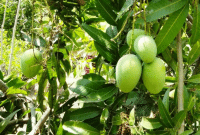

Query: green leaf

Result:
[83,73,106,86]
[117,11,133,32]
[191,4,200,44]
[57,66,66,88]
[155,3,189,54]
[172,110,186,130]
[162,47,177,71]
[94,41,118,63]
[7,77,26,88]
[0,109,20,133]
[70,79,100,96]
[111,93,127,110]
[141,117,162,129]
[129,108,135,126]
[146,130,170,135]
[179,129,193,135]
[112,113,122,125]
[158,97,174,128]
[186,96,195,111]
[146,0,187,22]
[95,0,117,25]
[184,86,190,110]
[56,123,63,135]
[63,121,99,135]
[106,26,118,38]
[61,59,71,75]
[100,108,109,124]
[79,84,118,102]
[48,77,57,109]
[188,41,200,65]
[6,87,27,95]
[162,88,170,112]
[67,107,101,121]
[188,74,200,83]
[55,97,78,114]
[82,23,118,63]
[116,0,134,21]
[38,69,48,110]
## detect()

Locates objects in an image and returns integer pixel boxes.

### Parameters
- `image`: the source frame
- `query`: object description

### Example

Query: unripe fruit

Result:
[116,54,142,93]
[134,35,157,63]
[142,58,165,94]
[126,29,145,52]
[20,49,42,78]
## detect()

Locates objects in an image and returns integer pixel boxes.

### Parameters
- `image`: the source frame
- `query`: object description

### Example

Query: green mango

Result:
[134,35,157,63]
[20,49,42,78]
[116,54,142,93]
[126,29,145,52]
[142,58,165,94]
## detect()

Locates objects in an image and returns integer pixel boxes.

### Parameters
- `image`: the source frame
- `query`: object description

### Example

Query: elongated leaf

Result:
[188,74,200,83]
[158,97,174,128]
[162,88,170,112]
[95,0,117,25]
[6,87,27,95]
[48,77,57,109]
[94,41,118,63]
[83,73,106,86]
[56,123,63,135]
[61,59,71,75]
[7,77,26,88]
[184,86,190,110]
[146,130,169,135]
[100,108,109,124]
[82,24,119,63]
[188,41,200,65]
[155,3,189,54]
[79,84,118,102]
[111,93,127,110]
[112,113,122,125]
[63,121,99,135]
[70,79,101,96]
[172,110,186,130]
[186,96,195,111]
[129,108,135,126]
[55,97,78,114]
[38,69,48,110]
[116,0,134,21]
[180,129,193,135]
[146,0,187,22]
[191,4,200,44]
[0,109,20,133]
[67,107,101,121]
[106,26,118,38]
[117,11,133,32]
[162,47,177,71]
[141,117,162,129]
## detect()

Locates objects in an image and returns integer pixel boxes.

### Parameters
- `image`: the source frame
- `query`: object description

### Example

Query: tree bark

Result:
[177,31,184,134]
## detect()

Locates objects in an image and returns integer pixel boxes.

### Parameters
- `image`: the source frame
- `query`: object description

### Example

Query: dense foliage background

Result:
[0,0,200,134]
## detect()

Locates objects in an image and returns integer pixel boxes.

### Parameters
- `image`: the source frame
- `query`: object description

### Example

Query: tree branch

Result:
[8,118,29,126]
[177,30,184,134]
[28,107,51,135]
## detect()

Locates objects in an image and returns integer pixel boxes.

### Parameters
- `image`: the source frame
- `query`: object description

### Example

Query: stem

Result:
[177,31,184,134]
[28,107,51,135]
[0,0,8,70]
[8,0,21,75]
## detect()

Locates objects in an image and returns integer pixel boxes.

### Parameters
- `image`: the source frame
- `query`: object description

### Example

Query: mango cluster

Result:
[116,29,165,94]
